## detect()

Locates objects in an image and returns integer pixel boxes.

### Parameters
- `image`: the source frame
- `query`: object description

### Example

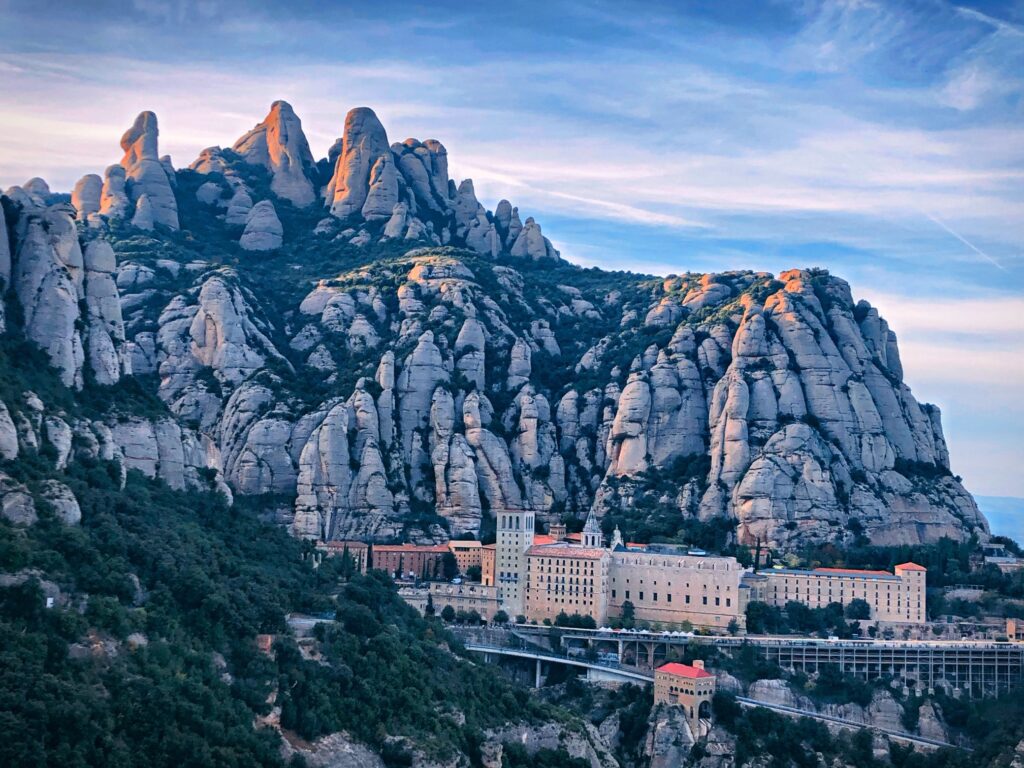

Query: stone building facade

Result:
[448,539,484,574]
[399,582,501,620]
[654,661,715,735]
[609,547,750,631]
[495,508,536,618]
[517,511,750,630]
[374,544,450,581]
[752,562,926,624]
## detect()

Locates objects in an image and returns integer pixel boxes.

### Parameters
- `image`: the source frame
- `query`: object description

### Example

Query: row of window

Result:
[611,589,732,608]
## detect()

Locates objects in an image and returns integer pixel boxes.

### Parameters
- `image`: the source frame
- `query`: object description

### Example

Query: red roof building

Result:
[657,662,714,680]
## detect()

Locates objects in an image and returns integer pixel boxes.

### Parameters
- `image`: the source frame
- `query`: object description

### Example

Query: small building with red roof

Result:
[655,660,715,732]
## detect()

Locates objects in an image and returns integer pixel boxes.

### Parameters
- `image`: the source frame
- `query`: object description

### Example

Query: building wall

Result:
[315,541,369,573]
[609,551,748,631]
[525,549,610,625]
[374,546,449,580]
[448,541,483,574]
[757,565,925,624]
[481,544,496,586]
[654,665,715,733]
[496,510,535,618]
[400,582,501,620]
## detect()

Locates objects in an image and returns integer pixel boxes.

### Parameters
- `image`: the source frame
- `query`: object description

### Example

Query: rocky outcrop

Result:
[0,472,36,526]
[327,107,391,220]
[645,705,696,768]
[239,200,283,251]
[0,107,984,554]
[510,217,558,260]
[232,100,316,206]
[84,240,130,384]
[11,205,85,387]
[99,165,130,219]
[40,480,81,525]
[118,111,179,229]
[483,721,618,768]
[71,174,102,221]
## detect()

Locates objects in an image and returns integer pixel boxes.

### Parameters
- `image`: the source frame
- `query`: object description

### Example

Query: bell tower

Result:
[495,508,535,619]
[582,509,603,549]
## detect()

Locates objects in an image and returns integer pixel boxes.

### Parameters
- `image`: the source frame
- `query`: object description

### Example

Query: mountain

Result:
[976,496,1024,545]
[0,100,989,553]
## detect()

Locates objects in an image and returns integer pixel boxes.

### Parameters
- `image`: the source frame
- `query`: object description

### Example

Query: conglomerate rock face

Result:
[0,100,988,551]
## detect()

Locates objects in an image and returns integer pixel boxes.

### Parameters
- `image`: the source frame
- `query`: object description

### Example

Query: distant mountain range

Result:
[976,496,1024,545]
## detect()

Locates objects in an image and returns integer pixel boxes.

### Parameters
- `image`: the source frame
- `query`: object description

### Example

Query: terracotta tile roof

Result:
[532,534,555,546]
[814,567,894,576]
[895,562,927,571]
[526,544,606,559]
[657,662,713,679]
[374,544,449,553]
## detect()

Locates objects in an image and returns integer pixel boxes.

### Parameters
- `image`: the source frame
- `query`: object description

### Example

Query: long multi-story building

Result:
[524,512,610,624]
[752,562,926,624]
[374,544,450,580]
[609,546,751,631]
[520,511,750,630]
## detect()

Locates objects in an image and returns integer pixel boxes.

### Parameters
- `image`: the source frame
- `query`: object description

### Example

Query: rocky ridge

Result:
[0,100,988,550]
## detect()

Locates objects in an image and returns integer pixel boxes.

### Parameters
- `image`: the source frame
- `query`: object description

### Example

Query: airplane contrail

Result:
[919,209,1007,272]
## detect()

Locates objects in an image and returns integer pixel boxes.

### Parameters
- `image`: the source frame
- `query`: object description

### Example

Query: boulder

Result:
[99,164,130,218]
[71,174,102,221]
[239,200,283,251]
[131,194,155,230]
[40,480,81,525]
[510,216,557,260]
[0,473,36,526]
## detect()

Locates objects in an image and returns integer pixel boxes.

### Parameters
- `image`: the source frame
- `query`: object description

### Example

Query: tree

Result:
[425,592,435,617]
[466,565,482,582]
[620,600,636,628]
[442,552,459,581]
[554,612,597,629]
[845,598,871,620]
[745,601,783,634]
[727,618,740,636]
[493,610,509,625]
[440,604,456,623]
[339,545,355,579]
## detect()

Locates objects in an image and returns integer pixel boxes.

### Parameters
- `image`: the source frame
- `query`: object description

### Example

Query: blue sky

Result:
[1,0,1022,498]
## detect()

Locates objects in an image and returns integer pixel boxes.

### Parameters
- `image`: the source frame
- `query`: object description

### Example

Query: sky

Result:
[0,0,1022,499]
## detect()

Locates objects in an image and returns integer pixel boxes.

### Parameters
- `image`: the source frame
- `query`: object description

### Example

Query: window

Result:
[702,596,708,605]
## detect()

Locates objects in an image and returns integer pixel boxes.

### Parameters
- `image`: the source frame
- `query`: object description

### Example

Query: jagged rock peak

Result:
[327,107,390,220]
[232,100,317,207]
[119,111,179,230]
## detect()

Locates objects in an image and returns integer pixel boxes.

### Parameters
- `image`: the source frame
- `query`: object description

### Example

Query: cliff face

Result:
[0,102,988,550]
